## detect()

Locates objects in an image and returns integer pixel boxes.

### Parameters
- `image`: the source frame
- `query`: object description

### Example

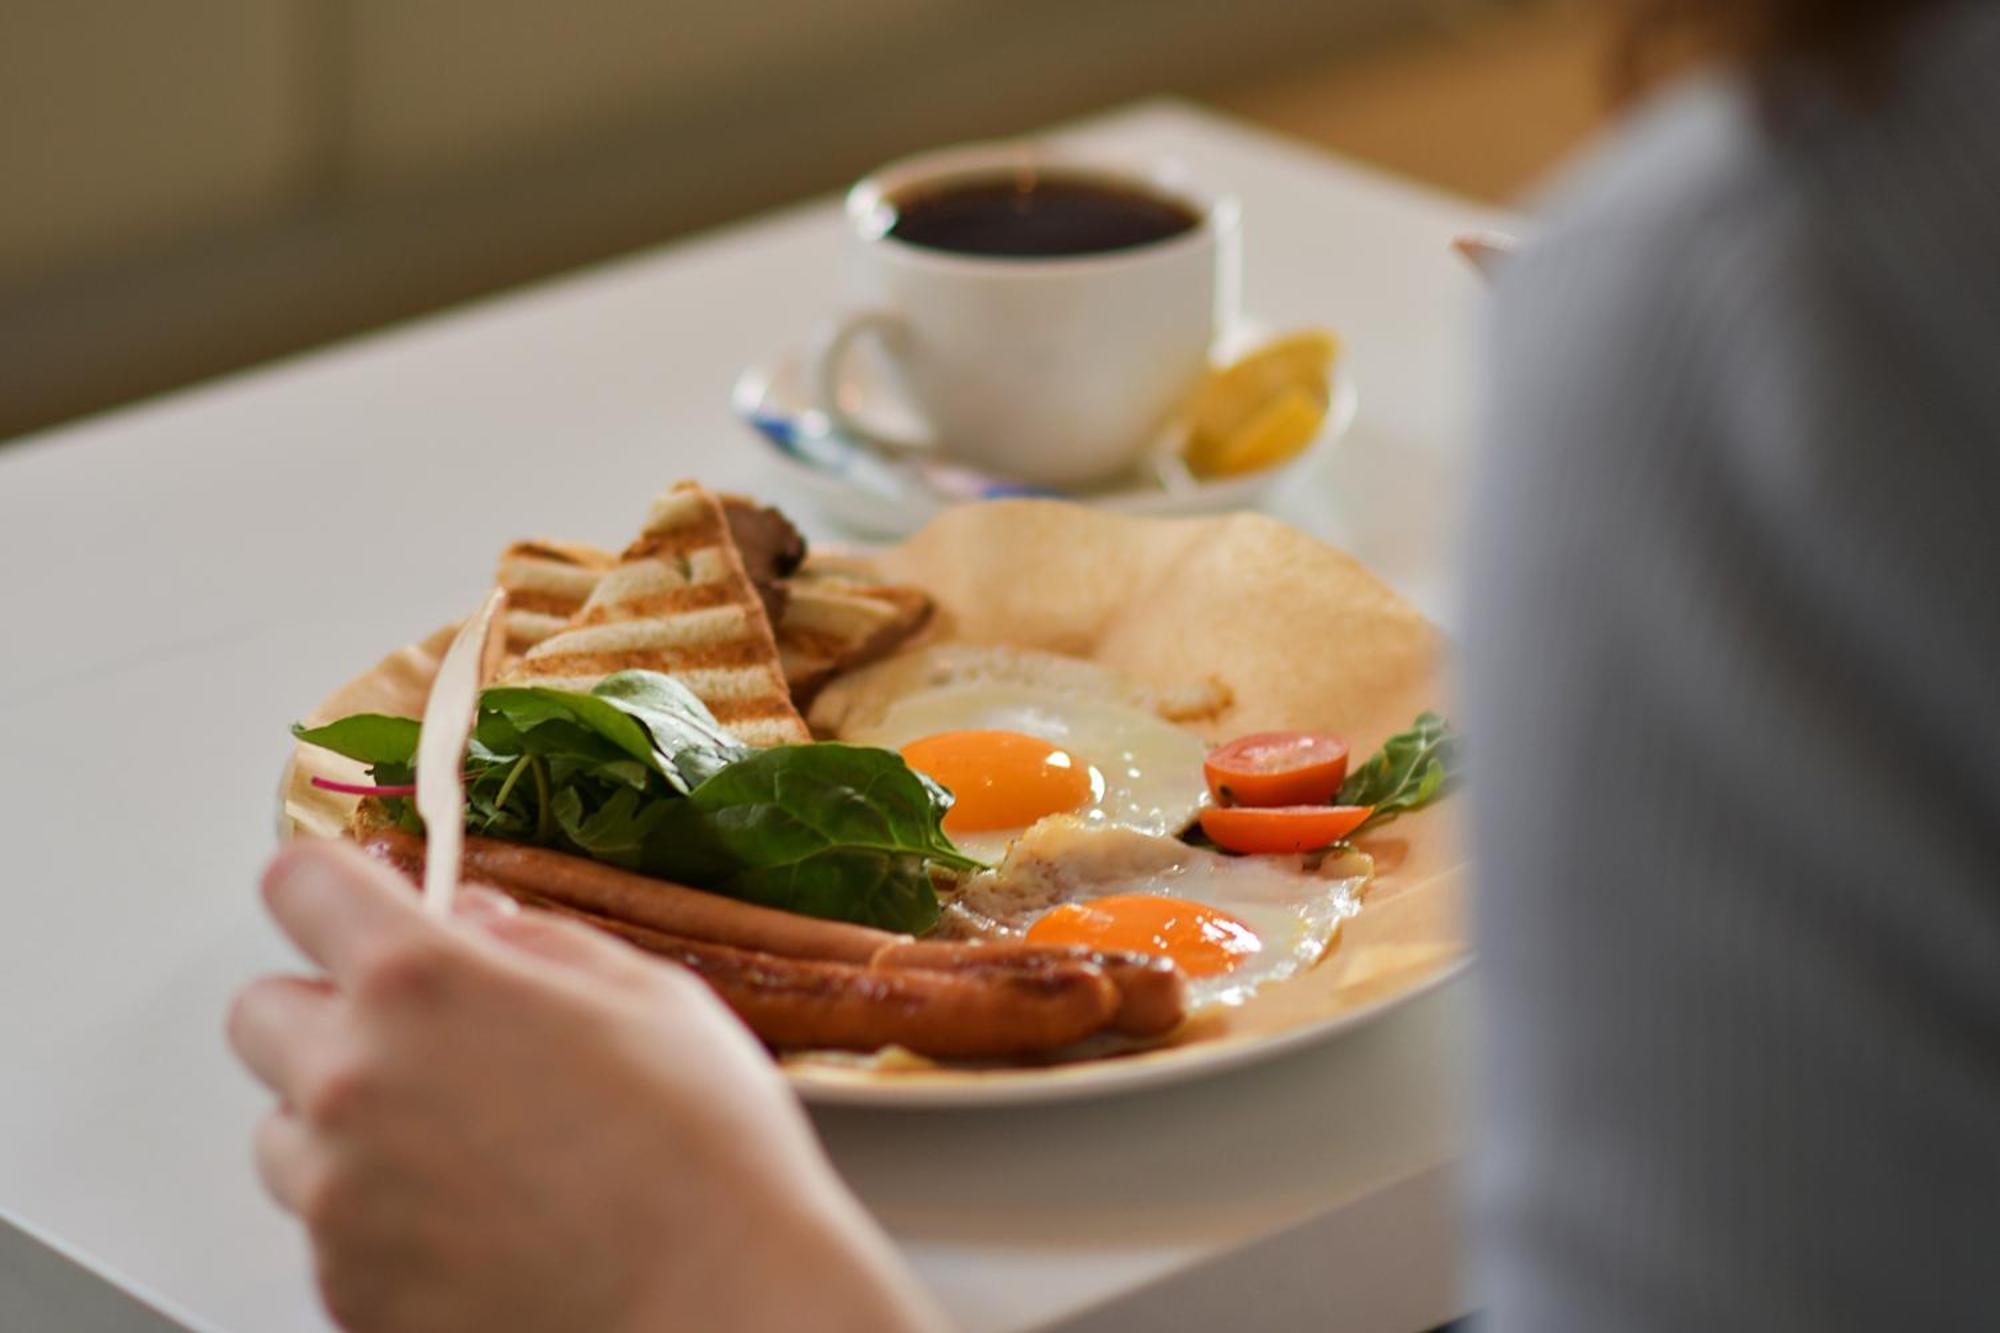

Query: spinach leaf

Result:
[592,671,746,766]
[611,744,986,932]
[684,744,980,872]
[292,674,965,934]
[1338,711,1461,835]
[480,672,741,795]
[722,850,941,937]
[290,715,420,766]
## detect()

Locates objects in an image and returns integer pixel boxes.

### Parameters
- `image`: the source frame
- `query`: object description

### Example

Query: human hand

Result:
[228,838,941,1333]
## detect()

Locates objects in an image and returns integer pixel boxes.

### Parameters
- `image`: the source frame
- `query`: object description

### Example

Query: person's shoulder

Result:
[1545,74,1773,237]
[1483,67,1856,434]
[1500,73,1790,319]
[1510,4,2000,318]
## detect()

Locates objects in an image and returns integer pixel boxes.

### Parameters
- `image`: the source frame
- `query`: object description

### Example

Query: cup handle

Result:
[808,307,930,454]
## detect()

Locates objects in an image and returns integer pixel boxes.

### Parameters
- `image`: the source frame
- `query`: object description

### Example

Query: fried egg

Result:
[846,682,1211,862]
[949,819,1368,1011]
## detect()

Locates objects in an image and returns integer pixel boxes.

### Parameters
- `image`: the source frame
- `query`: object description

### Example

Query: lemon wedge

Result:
[1187,329,1340,447]
[1188,385,1326,479]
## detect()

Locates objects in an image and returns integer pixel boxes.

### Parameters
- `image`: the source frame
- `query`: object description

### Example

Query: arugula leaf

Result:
[1338,711,1461,835]
[552,785,684,867]
[291,715,420,766]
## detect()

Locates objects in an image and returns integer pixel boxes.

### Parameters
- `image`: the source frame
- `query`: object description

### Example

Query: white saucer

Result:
[731,321,1358,538]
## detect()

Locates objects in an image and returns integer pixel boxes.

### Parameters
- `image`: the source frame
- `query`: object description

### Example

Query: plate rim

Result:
[786,950,1468,1109]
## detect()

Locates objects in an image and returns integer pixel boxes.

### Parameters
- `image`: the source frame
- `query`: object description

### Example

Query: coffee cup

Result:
[811,140,1240,490]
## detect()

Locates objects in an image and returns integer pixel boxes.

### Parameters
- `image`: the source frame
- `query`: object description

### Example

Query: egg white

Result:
[1118,853,1361,1009]
[848,682,1211,862]
[950,819,1369,1011]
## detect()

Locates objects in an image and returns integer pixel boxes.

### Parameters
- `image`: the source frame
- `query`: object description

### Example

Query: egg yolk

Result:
[1026,894,1263,978]
[900,730,1095,833]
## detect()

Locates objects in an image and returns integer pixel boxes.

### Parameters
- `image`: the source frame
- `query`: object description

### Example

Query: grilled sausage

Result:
[363,830,1182,1046]
[543,903,1121,1058]
[871,939,1188,1038]
[360,828,902,964]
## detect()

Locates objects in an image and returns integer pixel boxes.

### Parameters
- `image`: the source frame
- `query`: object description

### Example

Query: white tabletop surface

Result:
[0,100,1503,1332]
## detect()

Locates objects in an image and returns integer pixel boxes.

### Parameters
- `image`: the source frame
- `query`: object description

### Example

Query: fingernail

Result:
[454,886,520,921]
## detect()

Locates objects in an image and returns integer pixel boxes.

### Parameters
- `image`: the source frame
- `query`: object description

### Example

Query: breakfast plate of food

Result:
[282,482,1465,1107]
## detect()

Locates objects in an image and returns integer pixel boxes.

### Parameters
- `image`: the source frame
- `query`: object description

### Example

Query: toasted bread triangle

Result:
[493,520,931,712]
[500,483,810,747]
[771,566,934,703]
[494,539,618,655]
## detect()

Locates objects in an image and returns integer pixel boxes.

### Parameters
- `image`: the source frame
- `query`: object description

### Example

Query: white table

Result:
[0,100,1501,1332]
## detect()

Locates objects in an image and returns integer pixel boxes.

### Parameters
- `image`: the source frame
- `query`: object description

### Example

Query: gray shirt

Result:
[1464,5,2000,1328]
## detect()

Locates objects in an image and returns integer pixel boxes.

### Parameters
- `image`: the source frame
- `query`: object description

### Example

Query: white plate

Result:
[282,755,1464,1112]
[731,321,1357,539]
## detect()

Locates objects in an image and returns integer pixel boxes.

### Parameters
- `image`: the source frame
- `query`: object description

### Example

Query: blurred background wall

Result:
[0,0,1610,442]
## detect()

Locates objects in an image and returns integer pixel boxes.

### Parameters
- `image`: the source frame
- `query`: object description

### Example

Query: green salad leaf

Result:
[1337,711,1461,835]
[291,714,421,767]
[478,670,749,793]
[290,671,971,933]
[662,744,981,933]
[683,744,978,872]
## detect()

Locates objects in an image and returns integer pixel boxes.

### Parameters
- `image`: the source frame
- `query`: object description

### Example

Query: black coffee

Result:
[885,171,1200,258]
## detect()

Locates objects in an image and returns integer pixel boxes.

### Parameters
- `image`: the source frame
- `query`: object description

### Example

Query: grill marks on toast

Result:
[500,484,810,747]
[777,572,933,701]
[492,522,932,714]
[495,541,616,654]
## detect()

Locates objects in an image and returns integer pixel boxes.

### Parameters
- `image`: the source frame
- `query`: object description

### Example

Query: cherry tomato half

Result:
[1198,804,1374,855]
[1203,731,1350,807]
